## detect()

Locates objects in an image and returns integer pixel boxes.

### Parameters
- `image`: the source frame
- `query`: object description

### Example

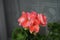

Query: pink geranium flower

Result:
[18,11,47,34]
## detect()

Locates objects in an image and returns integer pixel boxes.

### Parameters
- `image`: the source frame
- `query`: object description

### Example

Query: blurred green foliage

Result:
[47,22,60,40]
[12,27,28,40]
[12,22,60,40]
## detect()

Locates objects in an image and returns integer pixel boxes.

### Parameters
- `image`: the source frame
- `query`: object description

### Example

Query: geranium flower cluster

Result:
[18,11,47,34]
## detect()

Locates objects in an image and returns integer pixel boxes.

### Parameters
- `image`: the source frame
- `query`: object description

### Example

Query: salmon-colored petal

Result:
[30,11,37,19]
[22,20,33,29]
[22,11,26,15]
[34,19,40,25]
[42,15,47,26]
[29,25,40,34]
[18,17,26,25]
[21,20,28,28]
[37,14,47,26]
[29,26,35,34]
[18,17,25,22]
[34,25,40,33]
[26,12,31,20]
[18,11,28,26]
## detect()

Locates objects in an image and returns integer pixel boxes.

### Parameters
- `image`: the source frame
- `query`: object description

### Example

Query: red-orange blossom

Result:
[18,11,47,34]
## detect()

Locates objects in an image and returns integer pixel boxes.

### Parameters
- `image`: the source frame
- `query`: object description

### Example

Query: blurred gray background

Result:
[0,0,60,40]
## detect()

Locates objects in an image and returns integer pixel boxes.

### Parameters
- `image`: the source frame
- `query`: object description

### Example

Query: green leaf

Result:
[12,27,28,40]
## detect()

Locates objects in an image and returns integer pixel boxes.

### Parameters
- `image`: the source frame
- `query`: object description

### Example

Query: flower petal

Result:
[34,25,40,33]
[29,26,35,34]
[37,14,47,26]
